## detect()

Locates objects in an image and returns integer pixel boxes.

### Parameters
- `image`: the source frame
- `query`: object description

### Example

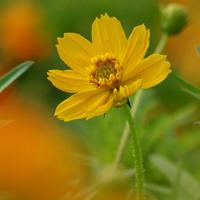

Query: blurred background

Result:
[0,0,200,199]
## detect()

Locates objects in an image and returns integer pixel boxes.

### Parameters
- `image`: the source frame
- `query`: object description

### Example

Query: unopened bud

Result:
[160,3,188,35]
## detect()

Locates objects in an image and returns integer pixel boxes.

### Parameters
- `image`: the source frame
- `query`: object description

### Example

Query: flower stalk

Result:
[153,32,169,54]
[123,104,145,200]
[112,89,143,171]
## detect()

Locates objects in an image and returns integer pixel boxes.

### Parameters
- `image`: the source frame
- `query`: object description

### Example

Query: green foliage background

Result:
[0,0,200,199]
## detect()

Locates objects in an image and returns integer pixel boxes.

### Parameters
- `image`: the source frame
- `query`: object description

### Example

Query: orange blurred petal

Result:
[0,92,88,200]
[0,2,49,62]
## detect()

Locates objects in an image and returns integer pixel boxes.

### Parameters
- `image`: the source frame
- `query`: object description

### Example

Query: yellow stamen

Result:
[88,53,123,89]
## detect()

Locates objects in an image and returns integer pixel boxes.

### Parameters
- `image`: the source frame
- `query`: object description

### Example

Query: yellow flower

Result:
[48,14,171,122]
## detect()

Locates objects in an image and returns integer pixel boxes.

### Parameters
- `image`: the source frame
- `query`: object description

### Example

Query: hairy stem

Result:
[123,104,144,200]
[112,90,142,171]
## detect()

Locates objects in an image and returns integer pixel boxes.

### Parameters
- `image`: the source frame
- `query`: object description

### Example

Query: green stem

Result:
[123,104,144,200]
[112,90,143,171]
[153,33,169,54]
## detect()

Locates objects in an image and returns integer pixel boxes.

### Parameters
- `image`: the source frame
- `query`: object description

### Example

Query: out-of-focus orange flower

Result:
[0,92,88,200]
[161,0,200,86]
[0,1,49,63]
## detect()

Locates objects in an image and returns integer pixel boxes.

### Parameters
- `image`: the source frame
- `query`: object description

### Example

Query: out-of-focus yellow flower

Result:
[48,14,171,122]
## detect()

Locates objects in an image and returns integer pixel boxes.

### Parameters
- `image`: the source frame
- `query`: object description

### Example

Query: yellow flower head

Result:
[48,14,171,122]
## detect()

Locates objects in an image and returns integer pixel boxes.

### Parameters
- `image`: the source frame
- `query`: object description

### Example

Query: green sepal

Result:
[127,98,131,108]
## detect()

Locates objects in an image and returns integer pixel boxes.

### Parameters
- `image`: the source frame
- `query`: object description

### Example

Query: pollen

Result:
[87,53,123,89]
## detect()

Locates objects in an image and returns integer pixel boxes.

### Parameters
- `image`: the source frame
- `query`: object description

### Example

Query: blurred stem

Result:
[112,32,170,171]
[123,104,144,200]
[153,33,169,54]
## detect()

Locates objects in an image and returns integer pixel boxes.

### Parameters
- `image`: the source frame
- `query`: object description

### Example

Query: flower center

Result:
[87,53,123,89]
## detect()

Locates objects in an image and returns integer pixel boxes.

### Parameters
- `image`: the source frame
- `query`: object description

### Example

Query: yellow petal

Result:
[122,54,171,89]
[92,13,127,57]
[57,33,94,76]
[86,91,113,120]
[120,24,150,76]
[114,80,142,101]
[47,70,95,93]
[87,93,114,120]
[55,89,108,122]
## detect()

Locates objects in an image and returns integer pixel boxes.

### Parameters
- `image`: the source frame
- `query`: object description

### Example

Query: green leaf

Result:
[170,72,200,94]
[0,61,34,93]
[195,122,200,125]
[150,154,200,200]
[195,46,200,56]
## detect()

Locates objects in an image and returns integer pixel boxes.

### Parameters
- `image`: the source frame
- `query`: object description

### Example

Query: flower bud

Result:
[160,3,188,35]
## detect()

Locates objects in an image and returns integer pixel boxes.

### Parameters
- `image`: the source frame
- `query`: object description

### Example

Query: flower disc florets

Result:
[87,53,123,89]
